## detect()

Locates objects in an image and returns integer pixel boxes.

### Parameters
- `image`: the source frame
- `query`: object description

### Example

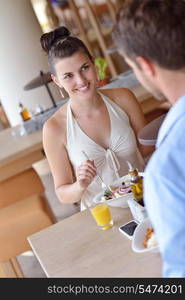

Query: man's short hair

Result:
[113,0,185,70]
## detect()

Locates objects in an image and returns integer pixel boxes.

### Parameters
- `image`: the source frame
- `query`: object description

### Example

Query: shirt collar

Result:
[156,95,185,148]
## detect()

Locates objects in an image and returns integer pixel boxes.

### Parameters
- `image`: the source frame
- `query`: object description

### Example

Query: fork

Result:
[81,150,112,193]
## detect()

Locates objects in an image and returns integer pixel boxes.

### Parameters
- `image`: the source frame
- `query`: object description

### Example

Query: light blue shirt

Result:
[144,95,185,278]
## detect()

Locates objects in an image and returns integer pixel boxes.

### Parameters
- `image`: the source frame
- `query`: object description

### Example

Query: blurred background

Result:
[0,0,127,129]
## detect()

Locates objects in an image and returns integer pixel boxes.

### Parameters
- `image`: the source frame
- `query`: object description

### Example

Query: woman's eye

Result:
[64,74,73,79]
[81,65,89,71]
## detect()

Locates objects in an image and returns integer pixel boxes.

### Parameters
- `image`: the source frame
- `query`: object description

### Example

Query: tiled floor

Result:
[17,158,80,278]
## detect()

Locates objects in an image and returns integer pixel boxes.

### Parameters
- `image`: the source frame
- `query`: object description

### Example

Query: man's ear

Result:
[51,74,62,88]
[136,57,155,77]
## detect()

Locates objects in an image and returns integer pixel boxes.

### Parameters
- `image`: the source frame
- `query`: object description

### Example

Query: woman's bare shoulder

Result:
[100,88,138,110]
[100,87,135,101]
[43,102,68,143]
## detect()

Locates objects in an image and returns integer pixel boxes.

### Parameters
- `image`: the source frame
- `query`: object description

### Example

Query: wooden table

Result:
[28,207,162,278]
[0,126,44,182]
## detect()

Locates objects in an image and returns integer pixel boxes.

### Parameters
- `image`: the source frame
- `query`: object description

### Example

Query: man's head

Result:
[113,0,185,101]
[113,0,185,69]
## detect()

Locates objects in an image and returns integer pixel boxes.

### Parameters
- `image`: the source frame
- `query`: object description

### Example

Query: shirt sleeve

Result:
[144,149,185,277]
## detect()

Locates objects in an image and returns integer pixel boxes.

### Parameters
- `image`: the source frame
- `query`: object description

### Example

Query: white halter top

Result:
[66,92,144,210]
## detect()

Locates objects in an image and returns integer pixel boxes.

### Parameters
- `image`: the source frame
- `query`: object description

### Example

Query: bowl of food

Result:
[93,173,143,208]
[132,217,159,253]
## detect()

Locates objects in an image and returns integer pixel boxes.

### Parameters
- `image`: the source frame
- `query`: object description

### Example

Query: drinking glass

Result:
[90,203,114,230]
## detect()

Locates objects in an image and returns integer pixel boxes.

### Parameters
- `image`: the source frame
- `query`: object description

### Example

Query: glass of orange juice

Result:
[90,204,113,230]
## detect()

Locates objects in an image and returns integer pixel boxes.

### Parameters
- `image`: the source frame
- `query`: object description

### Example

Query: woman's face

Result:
[52,50,98,99]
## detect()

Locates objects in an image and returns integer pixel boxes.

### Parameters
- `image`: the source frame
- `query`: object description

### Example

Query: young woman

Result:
[41,26,153,210]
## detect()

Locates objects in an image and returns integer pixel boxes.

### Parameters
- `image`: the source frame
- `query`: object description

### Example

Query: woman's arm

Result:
[43,118,97,204]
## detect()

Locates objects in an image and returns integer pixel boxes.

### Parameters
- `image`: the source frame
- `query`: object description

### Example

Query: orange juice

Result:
[90,204,113,230]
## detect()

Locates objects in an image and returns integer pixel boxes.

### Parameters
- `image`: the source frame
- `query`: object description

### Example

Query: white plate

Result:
[132,217,159,253]
[93,173,144,208]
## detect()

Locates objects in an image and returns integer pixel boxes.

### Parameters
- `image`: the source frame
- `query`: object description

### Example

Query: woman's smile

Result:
[74,82,90,93]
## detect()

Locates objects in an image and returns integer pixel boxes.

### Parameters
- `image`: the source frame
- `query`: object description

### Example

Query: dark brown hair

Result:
[113,0,185,70]
[40,26,92,75]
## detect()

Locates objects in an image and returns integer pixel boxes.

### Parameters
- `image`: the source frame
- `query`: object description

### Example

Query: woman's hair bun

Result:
[40,26,71,53]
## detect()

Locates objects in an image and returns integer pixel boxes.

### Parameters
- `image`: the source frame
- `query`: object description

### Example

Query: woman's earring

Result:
[59,88,64,98]
[96,76,100,88]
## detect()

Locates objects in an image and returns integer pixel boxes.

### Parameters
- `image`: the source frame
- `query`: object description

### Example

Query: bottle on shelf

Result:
[19,102,32,121]
[126,161,144,205]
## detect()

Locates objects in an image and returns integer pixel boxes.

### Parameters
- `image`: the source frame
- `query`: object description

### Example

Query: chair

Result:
[138,113,167,146]
[0,167,56,277]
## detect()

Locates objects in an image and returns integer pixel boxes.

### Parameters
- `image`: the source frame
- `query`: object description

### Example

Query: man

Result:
[113,0,185,277]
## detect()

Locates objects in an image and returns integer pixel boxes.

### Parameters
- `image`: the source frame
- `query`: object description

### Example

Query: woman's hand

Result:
[76,160,97,190]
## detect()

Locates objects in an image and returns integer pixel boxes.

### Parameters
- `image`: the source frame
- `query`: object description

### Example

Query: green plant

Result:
[95,57,109,81]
